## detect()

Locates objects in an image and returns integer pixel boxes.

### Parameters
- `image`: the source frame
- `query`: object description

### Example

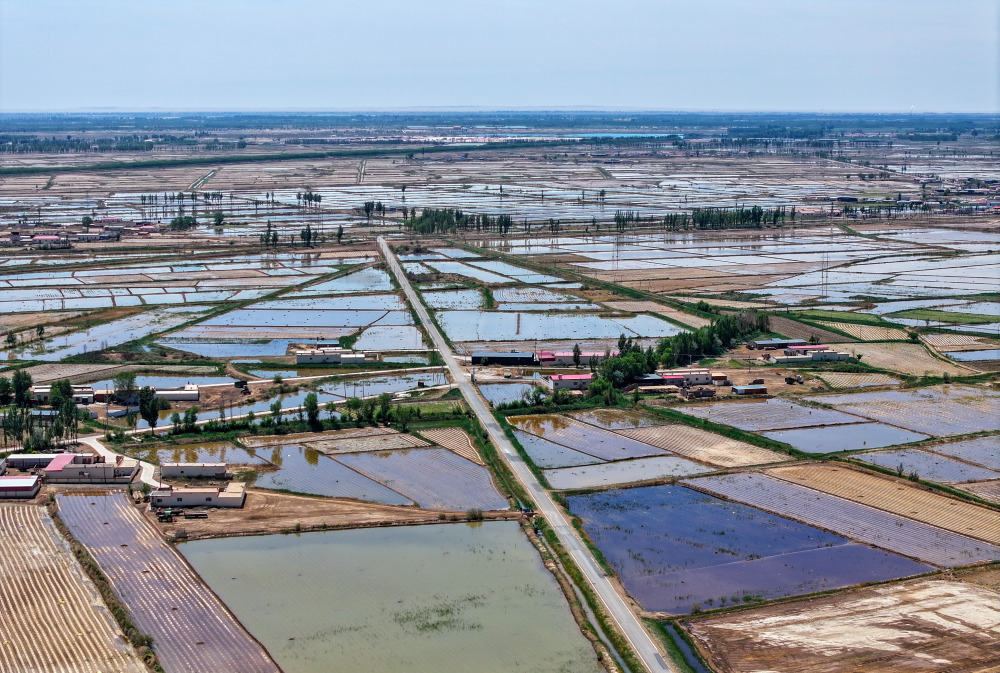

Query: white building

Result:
[0,475,40,499]
[160,462,227,479]
[764,350,850,364]
[656,368,714,386]
[31,385,96,405]
[543,373,593,391]
[43,453,139,484]
[295,348,367,365]
[150,482,246,508]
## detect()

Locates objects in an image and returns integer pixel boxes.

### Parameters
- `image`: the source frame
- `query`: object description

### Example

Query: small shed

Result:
[0,475,40,499]
[543,373,593,391]
[160,462,227,479]
[732,384,768,395]
[471,351,536,366]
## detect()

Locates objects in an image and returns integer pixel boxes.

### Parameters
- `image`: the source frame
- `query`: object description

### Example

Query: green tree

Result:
[303,392,320,427]
[324,401,338,422]
[396,404,413,432]
[212,211,225,227]
[82,215,93,227]
[377,393,393,424]
[137,386,159,431]
[169,411,182,434]
[35,325,45,340]
[11,369,32,408]
[112,372,137,405]
[336,225,344,244]
[182,406,199,432]
[270,399,283,425]
[572,343,582,368]
[0,377,12,406]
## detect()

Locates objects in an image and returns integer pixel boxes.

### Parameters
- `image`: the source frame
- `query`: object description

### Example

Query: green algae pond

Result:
[180,522,601,673]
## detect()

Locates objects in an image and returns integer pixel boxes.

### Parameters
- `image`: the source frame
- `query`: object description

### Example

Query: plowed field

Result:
[420,427,483,464]
[816,321,909,341]
[617,425,787,467]
[0,505,144,673]
[768,316,852,343]
[56,493,280,673]
[767,464,1000,545]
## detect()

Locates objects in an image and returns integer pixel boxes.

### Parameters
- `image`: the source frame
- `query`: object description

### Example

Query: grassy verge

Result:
[536,518,647,673]
[47,498,165,673]
[645,619,705,673]
[890,308,999,325]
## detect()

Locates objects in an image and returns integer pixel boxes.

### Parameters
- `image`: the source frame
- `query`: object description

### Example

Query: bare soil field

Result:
[0,362,220,384]
[0,504,144,673]
[816,321,910,341]
[839,341,974,375]
[616,425,787,467]
[767,463,1000,545]
[768,315,853,343]
[149,489,482,539]
[418,427,484,464]
[687,576,1000,673]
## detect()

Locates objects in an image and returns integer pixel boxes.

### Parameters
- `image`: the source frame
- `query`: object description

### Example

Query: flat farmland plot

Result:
[768,316,852,343]
[816,321,910,341]
[808,385,1000,436]
[676,398,863,432]
[419,427,483,464]
[817,372,900,388]
[0,505,143,673]
[838,342,972,376]
[683,472,1000,566]
[508,414,664,460]
[618,425,787,467]
[761,422,929,453]
[927,436,1000,470]
[544,455,707,489]
[335,448,508,510]
[687,579,1000,673]
[251,445,413,504]
[568,485,930,615]
[55,493,280,673]
[963,480,1000,504]
[854,448,1000,483]
[568,408,664,430]
[319,433,429,454]
[478,382,537,406]
[767,464,1000,545]
[512,429,604,468]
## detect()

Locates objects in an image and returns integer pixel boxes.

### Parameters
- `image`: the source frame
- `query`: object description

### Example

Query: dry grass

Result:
[617,425,787,467]
[816,321,910,341]
[420,427,483,465]
[839,341,974,376]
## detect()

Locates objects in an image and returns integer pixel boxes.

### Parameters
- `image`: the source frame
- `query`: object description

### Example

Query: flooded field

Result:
[807,385,1000,436]
[676,398,863,432]
[509,414,665,460]
[180,523,602,673]
[150,441,272,466]
[436,310,684,342]
[568,485,930,614]
[478,382,537,406]
[922,436,1000,470]
[761,422,929,453]
[684,471,1000,567]
[854,448,1000,483]
[513,429,604,468]
[545,455,707,489]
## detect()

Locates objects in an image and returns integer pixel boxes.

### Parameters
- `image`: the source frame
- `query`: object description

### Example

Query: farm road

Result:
[379,236,672,673]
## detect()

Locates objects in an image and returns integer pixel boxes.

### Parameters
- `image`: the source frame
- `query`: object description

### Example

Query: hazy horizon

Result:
[1,0,997,113]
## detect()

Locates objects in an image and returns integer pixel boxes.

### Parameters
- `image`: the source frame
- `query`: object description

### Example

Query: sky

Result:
[1,0,997,113]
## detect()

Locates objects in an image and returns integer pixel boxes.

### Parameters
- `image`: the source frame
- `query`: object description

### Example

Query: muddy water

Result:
[180,523,601,673]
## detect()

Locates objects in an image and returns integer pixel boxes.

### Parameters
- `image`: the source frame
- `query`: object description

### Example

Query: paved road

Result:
[379,236,671,673]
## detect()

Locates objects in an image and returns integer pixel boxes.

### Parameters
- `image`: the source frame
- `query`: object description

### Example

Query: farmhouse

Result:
[0,475,40,499]
[750,338,808,350]
[43,453,139,484]
[656,368,714,386]
[30,385,95,405]
[732,384,768,395]
[537,350,616,366]
[150,482,247,508]
[471,351,536,366]
[160,462,227,479]
[764,350,851,364]
[5,452,101,470]
[295,347,367,364]
[543,373,593,391]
